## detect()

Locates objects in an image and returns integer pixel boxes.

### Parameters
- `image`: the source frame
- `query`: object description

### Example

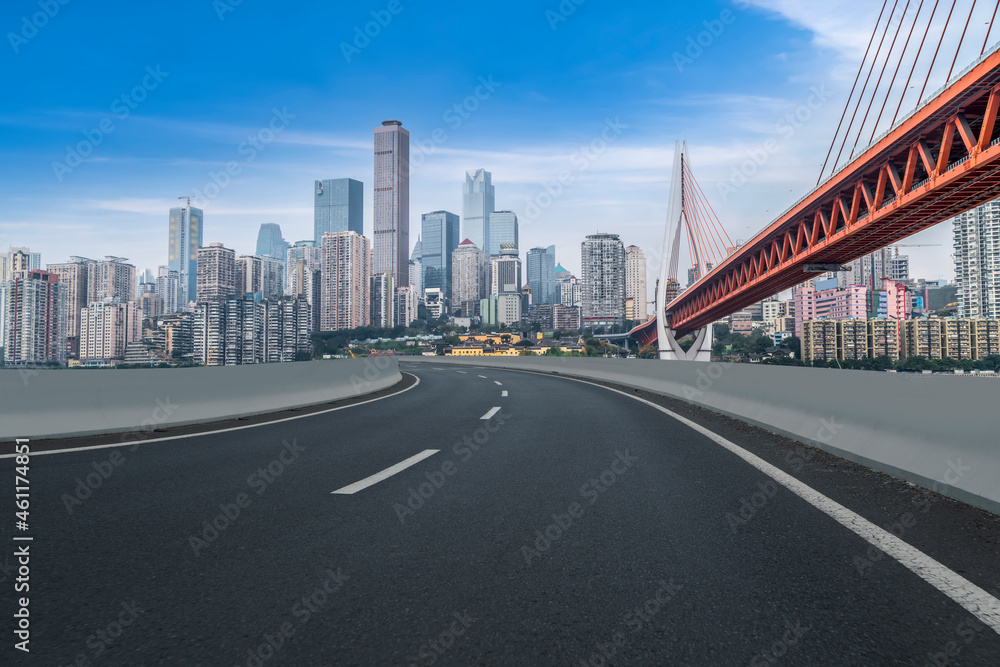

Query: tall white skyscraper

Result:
[463,169,495,254]
[581,233,626,328]
[953,200,1000,318]
[374,120,409,288]
[625,245,648,321]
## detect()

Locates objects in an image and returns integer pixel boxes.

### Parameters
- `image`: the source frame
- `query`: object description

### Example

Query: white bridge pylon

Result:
[656,141,728,362]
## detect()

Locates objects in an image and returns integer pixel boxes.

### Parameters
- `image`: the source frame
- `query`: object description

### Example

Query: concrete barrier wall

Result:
[0,358,401,440]
[405,357,999,515]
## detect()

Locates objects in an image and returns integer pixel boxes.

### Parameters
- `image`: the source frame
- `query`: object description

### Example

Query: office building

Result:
[624,245,647,321]
[489,211,518,258]
[581,233,626,328]
[168,205,203,303]
[255,223,289,270]
[374,120,409,288]
[527,245,556,307]
[315,178,364,240]
[4,270,65,366]
[463,169,494,254]
[197,243,237,302]
[320,231,371,331]
[452,240,488,316]
[421,210,460,303]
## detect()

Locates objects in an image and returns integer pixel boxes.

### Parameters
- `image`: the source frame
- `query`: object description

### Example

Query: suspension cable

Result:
[891,0,941,126]
[981,0,998,54]
[869,0,926,144]
[946,0,978,81]
[916,0,958,104]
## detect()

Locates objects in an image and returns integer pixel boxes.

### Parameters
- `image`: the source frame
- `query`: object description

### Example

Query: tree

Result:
[638,344,659,359]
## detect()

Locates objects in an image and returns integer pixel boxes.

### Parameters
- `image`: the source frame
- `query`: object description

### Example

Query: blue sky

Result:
[3,0,989,287]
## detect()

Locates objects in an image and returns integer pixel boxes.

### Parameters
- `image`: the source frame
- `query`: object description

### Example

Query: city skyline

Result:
[5,1,979,286]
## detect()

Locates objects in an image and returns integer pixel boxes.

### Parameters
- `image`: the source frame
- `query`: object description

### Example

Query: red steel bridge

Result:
[632,1,1000,353]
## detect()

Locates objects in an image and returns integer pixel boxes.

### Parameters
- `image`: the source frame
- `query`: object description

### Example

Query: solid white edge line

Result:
[480,407,501,420]
[501,391,508,397]
[555,374,1000,635]
[0,374,421,459]
[331,449,440,495]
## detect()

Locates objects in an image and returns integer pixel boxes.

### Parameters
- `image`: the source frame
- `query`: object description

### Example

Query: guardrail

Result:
[0,358,401,440]
[403,357,1000,516]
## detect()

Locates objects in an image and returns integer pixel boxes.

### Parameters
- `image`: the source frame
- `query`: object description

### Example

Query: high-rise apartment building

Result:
[168,205,204,303]
[156,266,183,315]
[370,272,394,328]
[581,233,626,328]
[197,243,237,302]
[4,270,65,366]
[286,241,321,301]
[558,275,582,308]
[953,200,1000,318]
[315,178,364,240]
[624,245,647,321]
[320,231,371,331]
[490,245,522,325]
[87,257,136,303]
[46,256,94,357]
[489,211,518,258]
[463,169,495,254]
[394,286,419,327]
[527,245,556,307]
[79,300,142,364]
[237,255,284,300]
[1,247,41,282]
[374,120,409,288]
[421,210,460,304]
[794,282,868,336]
[452,240,488,316]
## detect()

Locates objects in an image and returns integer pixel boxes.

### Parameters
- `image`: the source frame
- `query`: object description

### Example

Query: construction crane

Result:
[178,196,192,207]
[893,244,942,248]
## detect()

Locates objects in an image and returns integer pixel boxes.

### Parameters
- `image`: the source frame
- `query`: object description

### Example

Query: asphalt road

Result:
[2,362,999,666]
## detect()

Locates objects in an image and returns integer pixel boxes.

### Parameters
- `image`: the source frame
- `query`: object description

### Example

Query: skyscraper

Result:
[237,255,284,300]
[168,205,204,304]
[46,256,94,357]
[581,233,626,328]
[953,200,1000,318]
[488,211,518,258]
[625,245,648,321]
[4,269,65,366]
[420,210,460,303]
[320,231,371,331]
[196,243,237,302]
[156,266,183,315]
[286,241,321,296]
[79,300,142,364]
[374,120,409,288]
[87,257,136,304]
[314,178,363,240]
[491,244,522,324]
[1,247,41,282]
[370,272,394,328]
[463,169,495,254]
[526,246,556,306]
[255,223,290,267]
[452,239,488,316]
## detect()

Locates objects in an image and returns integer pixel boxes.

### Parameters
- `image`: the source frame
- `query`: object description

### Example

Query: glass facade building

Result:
[420,211,460,302]
[488,210,518,258]
[463,169,494,255]
[168,206,204,303]
[314,178,363,241]
[527,245,556,306]
[374,121,410,288]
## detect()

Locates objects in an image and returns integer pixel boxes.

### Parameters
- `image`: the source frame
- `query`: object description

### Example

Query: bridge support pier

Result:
[659,324,713,362]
